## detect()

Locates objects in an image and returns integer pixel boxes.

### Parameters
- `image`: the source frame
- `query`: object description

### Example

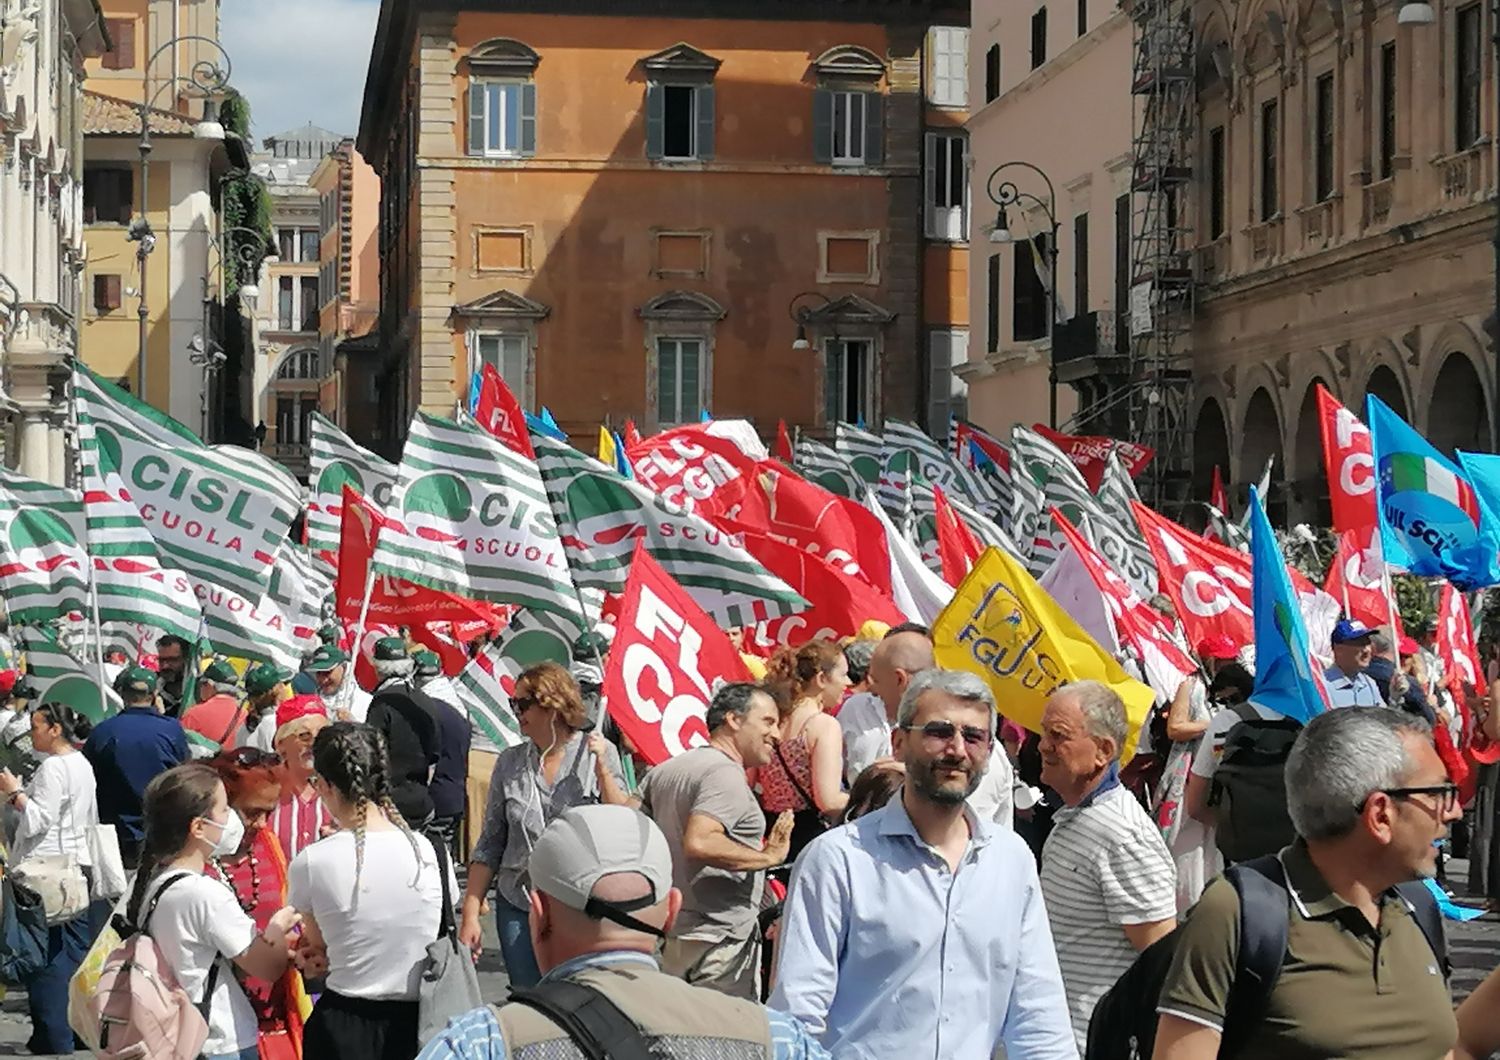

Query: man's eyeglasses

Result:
[225,747,281,768]
[898,721,993,749]
[1368,783,1460,813]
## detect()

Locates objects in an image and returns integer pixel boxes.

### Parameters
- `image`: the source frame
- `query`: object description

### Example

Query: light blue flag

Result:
[1369,396,1500,590]
[700,409,712,422]
[526,411,568,441]
[1248,486,1329,724]
[467,370,481,415]
[611,430,634,480]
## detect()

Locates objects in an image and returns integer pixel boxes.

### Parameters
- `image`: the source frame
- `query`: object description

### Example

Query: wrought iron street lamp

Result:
[788,291,833,351]
[986,160,1062,429]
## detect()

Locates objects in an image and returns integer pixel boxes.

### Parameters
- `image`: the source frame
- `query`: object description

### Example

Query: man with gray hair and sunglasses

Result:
[771,668,1075,1059]
[1154,707,1459,1059]
[1038,680,1177,1052]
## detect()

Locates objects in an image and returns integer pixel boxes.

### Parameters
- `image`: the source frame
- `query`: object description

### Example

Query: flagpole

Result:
[67,359,110,717]
[352,565,377,657]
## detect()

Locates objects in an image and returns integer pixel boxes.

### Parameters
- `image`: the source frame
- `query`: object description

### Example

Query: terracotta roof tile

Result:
[82,91,196,136]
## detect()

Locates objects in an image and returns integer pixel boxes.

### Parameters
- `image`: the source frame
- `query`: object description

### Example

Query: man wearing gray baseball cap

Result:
[416,803,830,1059]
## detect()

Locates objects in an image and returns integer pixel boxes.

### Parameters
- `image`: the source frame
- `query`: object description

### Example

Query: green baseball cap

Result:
[318,623,341,645]
[114,665,158,696]
[305,645,349,672]
[200,660,239,686]
[244,662,294,697]
[413,650,442,678]
[372,636,409,663]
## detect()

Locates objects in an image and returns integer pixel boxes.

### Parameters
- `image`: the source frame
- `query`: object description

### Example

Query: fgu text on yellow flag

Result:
[933,546,1155,762]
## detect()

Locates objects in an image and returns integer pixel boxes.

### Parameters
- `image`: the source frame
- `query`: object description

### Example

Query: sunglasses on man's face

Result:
[898,720,994,749]
[225,747,281,768]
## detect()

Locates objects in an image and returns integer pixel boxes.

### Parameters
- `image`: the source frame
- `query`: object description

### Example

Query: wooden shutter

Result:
[519,83,537,156]
[645,84,665,160]
[813,89,834,164]
[467,84,486,156]
[863,93,884,165]
[695,86,715,160]
[104,19,135,70]
[657,340,678,422]
[93,274,121,313]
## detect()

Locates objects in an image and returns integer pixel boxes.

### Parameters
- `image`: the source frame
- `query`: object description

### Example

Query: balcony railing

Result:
[1297,199,1335,248]
[1053,310,1128,365]
[1247,217,1284,263]
[1436,145,1486,203]
[1194,240,1225,282]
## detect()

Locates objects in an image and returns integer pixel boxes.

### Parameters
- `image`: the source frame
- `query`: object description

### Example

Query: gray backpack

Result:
[1209,703,1302,864]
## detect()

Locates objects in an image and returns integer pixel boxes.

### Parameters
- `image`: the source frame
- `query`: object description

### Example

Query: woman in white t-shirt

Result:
[124,762,303,1060]
[289,722,446,1060]
[0,704,98,1052]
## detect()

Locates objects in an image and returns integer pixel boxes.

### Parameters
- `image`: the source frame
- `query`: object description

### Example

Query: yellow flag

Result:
[598,426,618,467]
[933,547,1154,761]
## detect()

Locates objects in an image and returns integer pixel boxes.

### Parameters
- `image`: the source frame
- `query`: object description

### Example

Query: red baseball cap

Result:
[0,670,18,697]
[1398,635,1421,656]
[275,694,324,732]
[1196,635,1239,661]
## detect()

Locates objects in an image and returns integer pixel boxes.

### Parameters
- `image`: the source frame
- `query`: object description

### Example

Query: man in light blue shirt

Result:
[1323,618,1384,708]
[771,669,1077,1060]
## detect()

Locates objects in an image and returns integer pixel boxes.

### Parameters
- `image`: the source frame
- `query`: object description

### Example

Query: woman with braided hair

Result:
[288,722,451,1060]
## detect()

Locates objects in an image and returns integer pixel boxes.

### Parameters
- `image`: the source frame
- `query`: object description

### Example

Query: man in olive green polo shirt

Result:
[1154,707,1461,1059]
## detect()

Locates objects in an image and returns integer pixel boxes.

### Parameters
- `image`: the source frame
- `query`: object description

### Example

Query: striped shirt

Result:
[1040,779,1177,1051]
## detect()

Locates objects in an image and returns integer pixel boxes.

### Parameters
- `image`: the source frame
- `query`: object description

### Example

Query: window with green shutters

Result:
[824,339,872,424]
[646,83,715,161]
[656,338,704,425]
[467,81,537,158]
[813,88,884,166]
[475,332,531,409]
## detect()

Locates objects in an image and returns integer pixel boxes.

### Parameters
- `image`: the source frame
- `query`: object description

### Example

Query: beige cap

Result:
[529,805,674,934]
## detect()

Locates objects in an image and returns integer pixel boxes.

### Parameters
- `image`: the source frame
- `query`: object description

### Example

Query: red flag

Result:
[1316,384,1378,541]
[775,419,794,465]
[1210,465,1229,515]
[1034,423,1154,491]
[622,421,643,449]
[735,531,903,657]
[954,421,1011,473]
[1322,530,1394,630]
[473,363,535,459]
[716,462,893,596]
[932,485,984,587]
[601,545,753,765]
[1052,508,1198,697]
[334,486,493,628]
[1438,582,1488,698]
[626,425,758,517]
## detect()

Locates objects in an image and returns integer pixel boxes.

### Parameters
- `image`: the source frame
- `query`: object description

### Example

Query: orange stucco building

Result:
[357,0,970,455]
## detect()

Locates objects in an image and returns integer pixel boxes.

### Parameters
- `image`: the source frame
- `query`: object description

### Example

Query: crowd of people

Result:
[0,603,1498,1060]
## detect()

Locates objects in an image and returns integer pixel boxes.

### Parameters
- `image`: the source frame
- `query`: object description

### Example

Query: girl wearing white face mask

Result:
[126,762,302,1060]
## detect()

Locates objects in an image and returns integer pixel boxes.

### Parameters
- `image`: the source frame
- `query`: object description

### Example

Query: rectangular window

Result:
[82,166,132,225]
[1457,4,1482,149]
[1013,235,1048,342]
[300,277,319,331]
[278,277,295,330]
[1031,8,1048,70]
[468,81,537,158]
[925,132,968,240]
[987,253,1001,353]
[1114,193,1130,330]
[92,274,122,313]
[657,338,704,425]
[475,333,529,407]
[664,85,697,159]
[1314,73,1335,202]
[1260,98,1279,221]
[833,91,868,165]
[929,27,969,107]
[278,228,297,262]
[985,44,1001,102]
[1077,0,1088,36]
[1209,125,1226,238]
[301,229,320,264]
[1073,213,1089,317]
[825,339,872,424]
[928,330,969,433]
[1379,42,1397,180]
[102,18,135,70]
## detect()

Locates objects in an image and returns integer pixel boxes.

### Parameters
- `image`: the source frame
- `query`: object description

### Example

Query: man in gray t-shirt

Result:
[641,683,793,1000]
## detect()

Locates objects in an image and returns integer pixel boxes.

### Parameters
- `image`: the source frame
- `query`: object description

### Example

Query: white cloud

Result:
[219,0,380,143]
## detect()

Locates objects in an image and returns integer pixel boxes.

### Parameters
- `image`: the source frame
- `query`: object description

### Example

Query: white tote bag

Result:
[86,823,126,900]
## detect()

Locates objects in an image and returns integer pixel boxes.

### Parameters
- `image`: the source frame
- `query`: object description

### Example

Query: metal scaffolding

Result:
[1126,0,1196,513]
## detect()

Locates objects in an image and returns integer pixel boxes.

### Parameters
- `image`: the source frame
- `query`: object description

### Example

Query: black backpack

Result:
[1084,856,1448,1060]
[1209,703,1302,864]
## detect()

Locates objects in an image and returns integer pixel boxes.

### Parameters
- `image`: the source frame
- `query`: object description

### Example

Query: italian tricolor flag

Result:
[1385,452,1482,527]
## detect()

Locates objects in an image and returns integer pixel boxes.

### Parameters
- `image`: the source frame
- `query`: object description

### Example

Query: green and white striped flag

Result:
[531,429,807,627]
[882,420,1001,514]
[308,413,397,555]
[834,423,885,489]
[793,438,863,499]
[372,414,578,614]
[881,449,917,535]
[0,469,89,623]
[1093,454,1160,598]
[911,482,1024,575]
[1012,425,1096,578]
[454,640,524,751]
[16,625,121,721]
[269,545,334,650]
[86,448,298,667]
[74,365,300,601]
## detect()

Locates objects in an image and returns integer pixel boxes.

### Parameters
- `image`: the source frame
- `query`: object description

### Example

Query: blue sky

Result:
[221,0,380,145]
